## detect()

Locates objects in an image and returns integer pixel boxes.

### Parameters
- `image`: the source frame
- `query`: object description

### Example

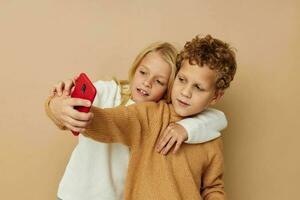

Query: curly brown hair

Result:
[176,35,237,90]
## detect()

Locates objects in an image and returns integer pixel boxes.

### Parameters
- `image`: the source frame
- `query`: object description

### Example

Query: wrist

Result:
[183,132,188,141]
[45,96,66,129]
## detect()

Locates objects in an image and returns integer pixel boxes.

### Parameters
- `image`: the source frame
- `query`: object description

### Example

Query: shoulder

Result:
[92,79,121,107]
[203,108,226,118]
[134,100,167,110]
[191,137,223,158]
[208,137,223,149]
[202,108,227,127]
[93,79,119,92]
[127,101,168,117]
[129,101,159,110]
[203,137,224,158]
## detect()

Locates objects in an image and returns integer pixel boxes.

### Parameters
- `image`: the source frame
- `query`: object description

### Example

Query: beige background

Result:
[0,1,299,199]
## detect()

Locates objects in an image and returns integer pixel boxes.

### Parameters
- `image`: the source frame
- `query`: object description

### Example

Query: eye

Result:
[139,70,146,75]
[156,79,165,86]
[195,85,205,91]
[178,76,185,82]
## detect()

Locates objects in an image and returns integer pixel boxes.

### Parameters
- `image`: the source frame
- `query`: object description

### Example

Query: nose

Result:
[143,77,153,88]
[180,85,192,98]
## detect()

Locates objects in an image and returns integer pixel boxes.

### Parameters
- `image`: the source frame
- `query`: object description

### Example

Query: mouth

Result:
[176,98,190,107]
[137,88,149,96]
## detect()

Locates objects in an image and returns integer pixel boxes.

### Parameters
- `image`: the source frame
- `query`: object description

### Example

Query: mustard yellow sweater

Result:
[80,101,225,200]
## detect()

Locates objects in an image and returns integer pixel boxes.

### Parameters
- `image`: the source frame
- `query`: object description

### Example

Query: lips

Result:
[176,98,190,107]
[137,88,149,96]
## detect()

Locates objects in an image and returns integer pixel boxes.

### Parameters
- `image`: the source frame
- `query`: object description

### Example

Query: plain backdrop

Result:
[0,1,299,199]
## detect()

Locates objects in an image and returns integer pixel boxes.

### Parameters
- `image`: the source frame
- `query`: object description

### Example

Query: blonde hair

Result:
[128,42,178,102]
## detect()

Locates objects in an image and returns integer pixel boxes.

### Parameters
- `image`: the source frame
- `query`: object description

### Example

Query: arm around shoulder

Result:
[177,108,227,144]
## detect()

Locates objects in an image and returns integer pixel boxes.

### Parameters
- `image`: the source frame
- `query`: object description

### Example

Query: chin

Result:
[173,107,189,117]
[134,96,148,103]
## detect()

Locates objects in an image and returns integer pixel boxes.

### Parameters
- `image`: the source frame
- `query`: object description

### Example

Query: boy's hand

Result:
[50,75,79,97]
[155,123,188,155]
[49,94,93,133]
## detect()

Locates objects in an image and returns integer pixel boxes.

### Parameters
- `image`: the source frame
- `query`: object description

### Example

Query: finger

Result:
[59,99,93,121]
[64,123,85,133]
[55,81,65,96]
[63,79,75,95]
[50,87,57,97]
[73,74,79,82]
[85,117,93,127]
[156,130,170,152]
[67,98,91,108]
[156,132,173,153]
[70,86,75,94]
[63,115,90,128]
[68,107,94,121]
[166,123,176,129]
[89,112,94,120]
[156,124,175,151]
[162,137,177,155]
[51,83,60,97]
[62,105,93,121]
[173,140,183,154]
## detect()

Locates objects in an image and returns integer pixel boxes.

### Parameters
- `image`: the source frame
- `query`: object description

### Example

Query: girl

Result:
[46,42,227,200]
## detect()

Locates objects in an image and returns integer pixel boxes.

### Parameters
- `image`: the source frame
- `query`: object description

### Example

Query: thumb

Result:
[69,98,91,107]
[70,85,75,94]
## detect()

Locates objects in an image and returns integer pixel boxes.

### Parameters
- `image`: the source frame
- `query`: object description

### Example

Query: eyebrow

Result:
[139,65,168,80]
[178,72,207,88]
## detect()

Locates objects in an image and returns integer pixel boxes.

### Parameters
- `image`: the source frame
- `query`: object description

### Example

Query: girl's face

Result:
[130,51,171,103]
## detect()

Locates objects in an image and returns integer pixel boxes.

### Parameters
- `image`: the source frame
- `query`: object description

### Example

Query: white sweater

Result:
[56,80,227,200]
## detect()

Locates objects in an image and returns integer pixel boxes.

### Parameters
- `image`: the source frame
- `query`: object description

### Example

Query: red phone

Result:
[70,73,97,136]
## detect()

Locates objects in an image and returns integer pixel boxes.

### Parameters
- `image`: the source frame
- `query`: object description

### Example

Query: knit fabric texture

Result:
[82,101,225,200]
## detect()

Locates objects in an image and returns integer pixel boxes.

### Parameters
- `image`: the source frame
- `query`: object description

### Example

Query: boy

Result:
[49,34,236,199]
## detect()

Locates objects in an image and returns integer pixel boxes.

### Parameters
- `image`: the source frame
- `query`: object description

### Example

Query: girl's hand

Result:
[155,123,188,155]
[49,94,94,133]
[50,75,79,97]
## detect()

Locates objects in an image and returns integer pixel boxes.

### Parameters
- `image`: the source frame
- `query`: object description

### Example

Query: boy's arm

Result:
[177,108,227,144]
[45,95,92,132]
[156,108,226,155]
[82,102,158,147]
[45,80,118,131]
[201,138,225,200]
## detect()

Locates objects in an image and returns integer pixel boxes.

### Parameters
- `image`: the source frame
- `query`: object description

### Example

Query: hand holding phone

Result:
[70,73,96,136]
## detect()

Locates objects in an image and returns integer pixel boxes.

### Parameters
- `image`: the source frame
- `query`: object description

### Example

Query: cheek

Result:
[193,94,212,108]
[152,86,167,100]
[132,74,141,84]
[133,70,146,82]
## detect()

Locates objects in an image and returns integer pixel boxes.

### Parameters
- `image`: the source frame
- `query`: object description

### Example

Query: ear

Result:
[210,90,224,105]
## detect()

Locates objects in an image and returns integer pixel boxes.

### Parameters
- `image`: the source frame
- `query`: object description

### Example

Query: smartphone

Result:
[70,73,97,136]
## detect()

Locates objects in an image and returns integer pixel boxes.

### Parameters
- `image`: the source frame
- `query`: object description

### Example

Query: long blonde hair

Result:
[128,42,178,102]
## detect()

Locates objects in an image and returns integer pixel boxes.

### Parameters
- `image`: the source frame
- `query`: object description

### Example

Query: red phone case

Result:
[70,73,96,136]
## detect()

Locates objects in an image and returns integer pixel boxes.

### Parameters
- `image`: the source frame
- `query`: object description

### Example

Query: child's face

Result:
[130,51,171,103]
[171,60,223,117]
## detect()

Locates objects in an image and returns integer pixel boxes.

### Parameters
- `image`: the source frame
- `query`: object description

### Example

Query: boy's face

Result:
[131,51,171,103]
[171,60,224,117]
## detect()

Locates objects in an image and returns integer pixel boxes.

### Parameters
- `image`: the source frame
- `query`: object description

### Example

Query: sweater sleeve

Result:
[82,102,160,147]
[176,108,227,144]
[201,138,226,200]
